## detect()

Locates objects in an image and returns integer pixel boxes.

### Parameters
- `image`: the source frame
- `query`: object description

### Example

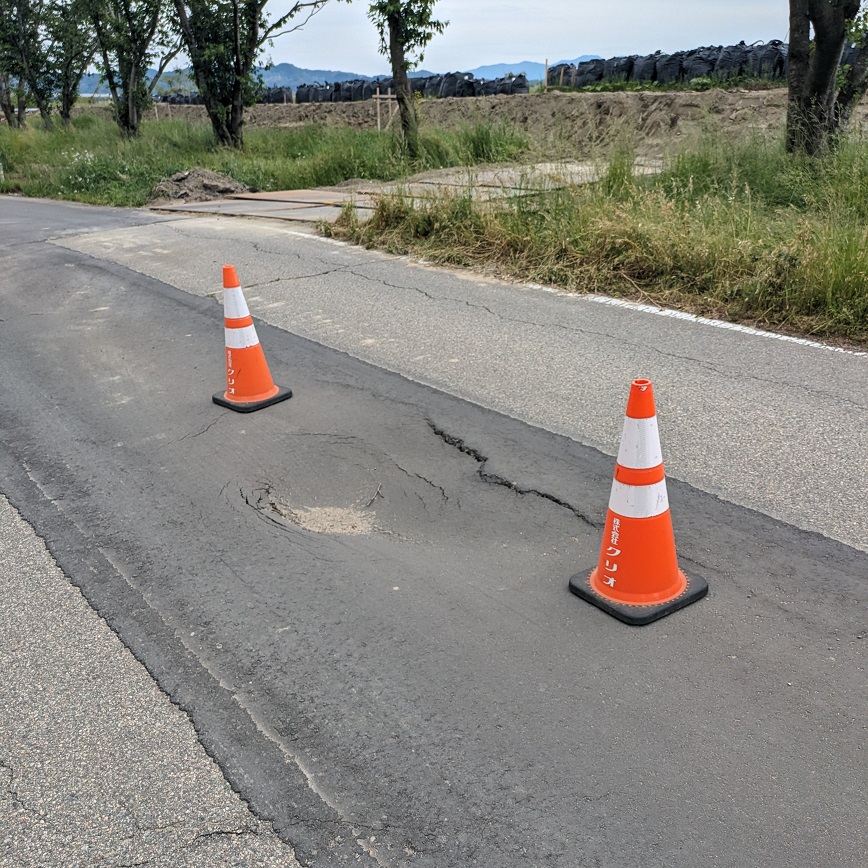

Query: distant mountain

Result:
[79,70,196,96]
[79,72,112,96]
[262,63,374,87]
[557,55,605,67]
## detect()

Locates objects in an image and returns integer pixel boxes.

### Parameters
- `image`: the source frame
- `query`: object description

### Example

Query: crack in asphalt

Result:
[388,458,449,505]
[0,760,25,812]
[427,420,596,527]
[159,417,223,448]
[346,267,437,301]
[258,259,361,286]
[188,824,261,843]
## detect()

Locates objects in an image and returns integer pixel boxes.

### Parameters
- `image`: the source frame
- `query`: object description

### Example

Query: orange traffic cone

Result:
[212,265,292,413]
[569,378,707,625]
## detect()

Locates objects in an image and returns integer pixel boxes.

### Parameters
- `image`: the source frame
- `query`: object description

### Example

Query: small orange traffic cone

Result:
[569,378,707,625]
[212,265,292,413]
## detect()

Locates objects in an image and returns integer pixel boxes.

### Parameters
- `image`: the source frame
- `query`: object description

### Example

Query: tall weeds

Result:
[336,132,868,342]
[0,114,527,206]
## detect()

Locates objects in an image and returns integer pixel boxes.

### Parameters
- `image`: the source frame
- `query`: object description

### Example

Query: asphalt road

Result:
[55,209,868,553]
[1,198,866,867]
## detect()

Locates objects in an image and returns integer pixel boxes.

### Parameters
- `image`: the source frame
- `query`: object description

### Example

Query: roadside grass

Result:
[329,132,868,344]
[0,113,528,206]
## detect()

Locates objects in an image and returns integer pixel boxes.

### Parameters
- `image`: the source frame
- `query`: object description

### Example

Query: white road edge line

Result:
[283,229,866,357]
[574,292,866,357]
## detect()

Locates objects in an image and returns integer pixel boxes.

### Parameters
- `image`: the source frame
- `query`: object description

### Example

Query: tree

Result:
[0,72,16,125]
[0,0,96,128]
[172,0,333,148]
[88,0,179,137]
[0,0,59,128]
[49,0,98,125]
[787,0,868,153]
[0,11,20,125]
[367,0,445,159]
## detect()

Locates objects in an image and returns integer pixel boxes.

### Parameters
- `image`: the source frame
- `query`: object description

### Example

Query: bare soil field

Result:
[149,87,868,157]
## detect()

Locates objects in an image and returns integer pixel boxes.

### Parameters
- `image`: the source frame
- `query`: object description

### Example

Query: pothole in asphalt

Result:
[241,484,375,535]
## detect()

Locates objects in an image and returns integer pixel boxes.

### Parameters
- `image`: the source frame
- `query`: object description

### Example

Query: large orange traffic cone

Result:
[569,378,707,625]
[212,265,292,413]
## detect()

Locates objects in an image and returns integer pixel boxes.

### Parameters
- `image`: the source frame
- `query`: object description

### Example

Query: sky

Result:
[265,0,791,75]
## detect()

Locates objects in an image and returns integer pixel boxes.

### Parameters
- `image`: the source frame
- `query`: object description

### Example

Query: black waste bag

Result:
[633,53,660,82]
[656,51,685,84]
[424,75,443,97]
[714,42,749,78]
[604,56,636,81]
[683,47,721,80]
[495,76,512,95]
[439,72,475,98]
[575,59,605,87]
[512,73,529,94]
[755,40,788,78]
[548,63,575,87]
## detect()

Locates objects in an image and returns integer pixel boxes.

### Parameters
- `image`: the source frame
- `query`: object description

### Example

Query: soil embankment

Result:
[143,88,868,156]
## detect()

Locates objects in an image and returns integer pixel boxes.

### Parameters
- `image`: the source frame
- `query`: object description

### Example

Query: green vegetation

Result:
[0,112,527,205]
[329,132,868,344]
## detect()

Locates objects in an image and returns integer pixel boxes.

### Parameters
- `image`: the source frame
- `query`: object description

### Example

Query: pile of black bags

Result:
[292,72,529,104]
[547,40,791,88]
[159,38,851,106]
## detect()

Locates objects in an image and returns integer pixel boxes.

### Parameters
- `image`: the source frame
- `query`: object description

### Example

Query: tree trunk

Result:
[13,39,53,130]
[205,101,237,148]
[0,74,17,127]
[787,0,860,154]
[387,12,419,159]
[125,64,139,137]
[58,60,74,126]
[59,67,79,126]
[33,93,53,129]
[16,83,26,127]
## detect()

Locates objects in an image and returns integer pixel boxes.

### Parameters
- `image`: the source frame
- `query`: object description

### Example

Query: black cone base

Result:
[212,385,293,414]
[568,571,708,626]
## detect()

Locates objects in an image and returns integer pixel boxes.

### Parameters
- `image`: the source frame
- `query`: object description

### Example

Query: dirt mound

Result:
[150,168,248,205]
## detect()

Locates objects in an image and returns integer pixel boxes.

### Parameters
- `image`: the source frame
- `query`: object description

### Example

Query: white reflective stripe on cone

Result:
[617,415,663,470]
[224,285,251,319]
[225,324,260,349]
[608,478,670,519]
